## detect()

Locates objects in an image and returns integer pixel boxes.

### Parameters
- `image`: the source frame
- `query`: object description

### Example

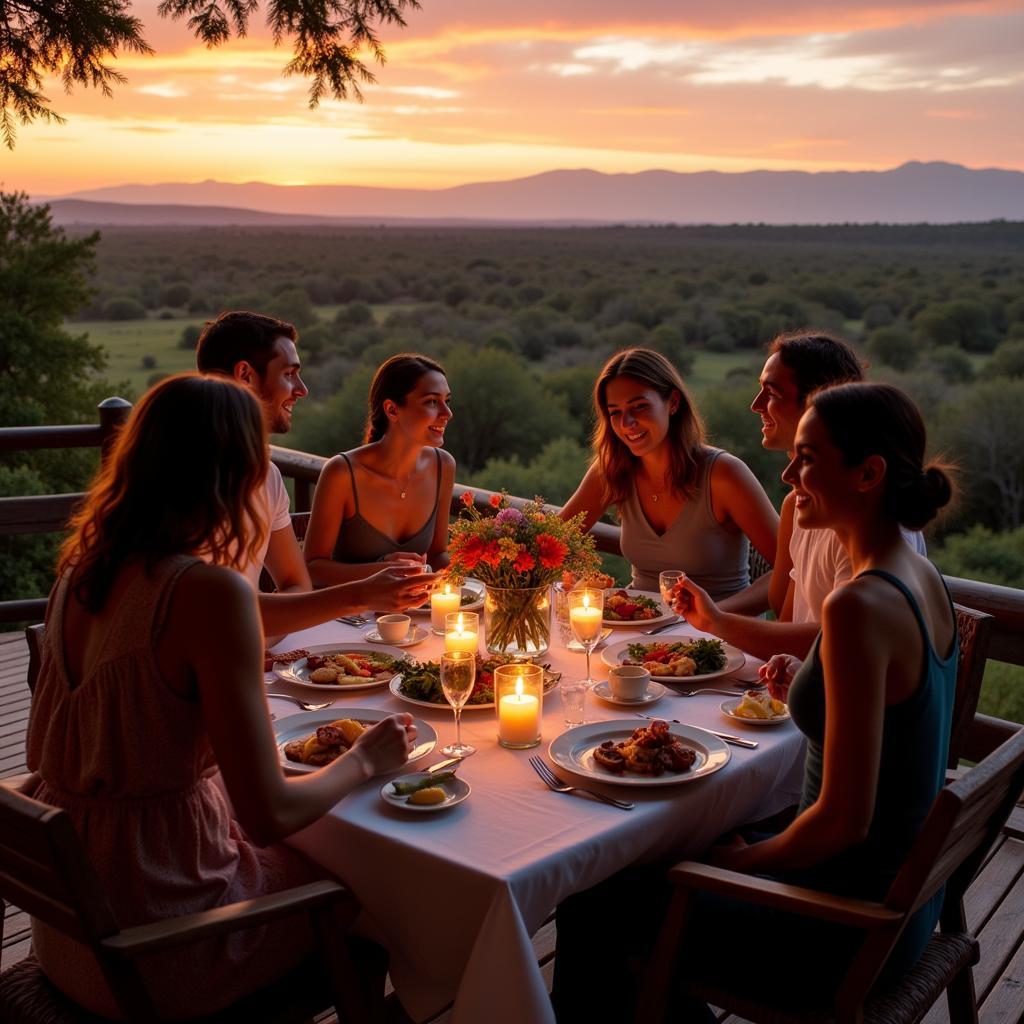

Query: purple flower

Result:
[495,507,525,527]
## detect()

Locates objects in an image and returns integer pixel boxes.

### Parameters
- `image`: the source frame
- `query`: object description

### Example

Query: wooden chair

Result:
[635,726,1024,1024]
[0,783,383,1024]
[258,511,312,593]
[24,623,44,696]
[948,605,994,770]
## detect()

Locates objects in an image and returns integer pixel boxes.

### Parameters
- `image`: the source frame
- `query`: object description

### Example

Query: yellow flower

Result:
[498,537,519,561]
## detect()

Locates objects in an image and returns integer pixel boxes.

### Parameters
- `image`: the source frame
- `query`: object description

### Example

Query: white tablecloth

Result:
[268,614,806,1024]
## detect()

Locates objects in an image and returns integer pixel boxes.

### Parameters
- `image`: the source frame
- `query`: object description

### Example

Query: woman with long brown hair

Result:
[561,348,777,599]
[304,353,455,584]
[25,374,416,1018]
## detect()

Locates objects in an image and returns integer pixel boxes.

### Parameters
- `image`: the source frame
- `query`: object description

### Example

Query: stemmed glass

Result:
[440,650,477,758]
[659,570,684,620]
[567,588,605,689]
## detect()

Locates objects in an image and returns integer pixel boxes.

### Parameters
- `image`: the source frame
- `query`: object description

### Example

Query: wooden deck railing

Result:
[2,402,1023,701]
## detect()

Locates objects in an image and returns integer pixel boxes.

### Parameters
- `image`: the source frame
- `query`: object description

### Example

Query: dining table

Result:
[266,602,807,1024]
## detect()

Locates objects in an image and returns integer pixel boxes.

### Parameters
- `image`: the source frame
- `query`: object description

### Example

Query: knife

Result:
[425,757,463,773]
[641,618,684,636]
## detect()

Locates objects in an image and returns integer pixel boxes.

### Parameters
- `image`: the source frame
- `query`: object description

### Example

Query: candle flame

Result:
[457,612,464,631]
[444,583,451,596]
[583,593,590,609]
[515,676,524,697]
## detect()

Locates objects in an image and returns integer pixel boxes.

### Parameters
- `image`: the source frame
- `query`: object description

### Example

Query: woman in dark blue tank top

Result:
[552,382,958,1022]
[304,354,456,586]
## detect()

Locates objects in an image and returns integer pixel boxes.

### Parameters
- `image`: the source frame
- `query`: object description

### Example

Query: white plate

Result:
[592,680,667,707]
[720,697,791,726]
[602,589,676,628]
[276,708,437,775]
[548,720,730,787]
[364,626,430,648]
[408,579,485,616]
[388,667,561,711]
[601,638,746,684]
[380,771,471,812]
[273,643,407,692]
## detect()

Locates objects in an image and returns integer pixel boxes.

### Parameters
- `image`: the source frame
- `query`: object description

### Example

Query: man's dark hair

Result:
[768,331,864,405]
[195,311,297,378]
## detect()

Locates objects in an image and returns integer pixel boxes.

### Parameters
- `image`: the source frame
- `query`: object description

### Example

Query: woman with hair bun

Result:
[552,382,959,1021]
[561,348,778,600]
[305,353,455,583]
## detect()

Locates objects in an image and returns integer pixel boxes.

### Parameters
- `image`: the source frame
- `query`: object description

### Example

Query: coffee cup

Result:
[376,613,411,643]
[608,665,650,701]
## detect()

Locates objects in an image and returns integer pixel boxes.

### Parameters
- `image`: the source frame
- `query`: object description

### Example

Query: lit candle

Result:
[570,592,603,641]
[431,583,461,633]
[498,674,540,747]
[445,611,478,655]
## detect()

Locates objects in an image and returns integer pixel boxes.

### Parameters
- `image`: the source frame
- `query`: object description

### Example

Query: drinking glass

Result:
[659,570,684,619]
[567,588,605,689]
[440,650,477,758]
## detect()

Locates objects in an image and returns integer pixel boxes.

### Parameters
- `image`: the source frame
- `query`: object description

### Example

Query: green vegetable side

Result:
[397,653,556,705]
[391,772,456,796]
[625,638,728,675]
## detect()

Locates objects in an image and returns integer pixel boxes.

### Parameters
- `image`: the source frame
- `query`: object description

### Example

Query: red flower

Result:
[488,493,503,508]
[457,535,486,570]
[536,533,569,569]
[514,548,536,573]
[460,490,475,508]
[481,540,503,568]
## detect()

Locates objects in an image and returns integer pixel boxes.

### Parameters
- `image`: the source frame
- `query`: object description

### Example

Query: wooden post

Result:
[98,397,132,463]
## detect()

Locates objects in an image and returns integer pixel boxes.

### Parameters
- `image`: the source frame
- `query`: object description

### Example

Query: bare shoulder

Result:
[822,573,902,631]
[435,447,456,472]
[175,562,253,609]
[709,450,757,489]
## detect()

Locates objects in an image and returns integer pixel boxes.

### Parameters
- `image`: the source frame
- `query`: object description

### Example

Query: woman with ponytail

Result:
[305,354,455,584]
[553,382,959,1021]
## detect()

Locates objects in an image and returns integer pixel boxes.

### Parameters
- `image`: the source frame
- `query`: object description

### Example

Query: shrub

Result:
[103,295,146,320]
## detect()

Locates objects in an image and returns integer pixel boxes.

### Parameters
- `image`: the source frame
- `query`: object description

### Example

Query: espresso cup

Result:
[608,665,651,701]
[376,613,412,643]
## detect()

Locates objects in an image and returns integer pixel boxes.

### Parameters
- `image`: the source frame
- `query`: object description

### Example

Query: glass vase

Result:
[483,584,551,659]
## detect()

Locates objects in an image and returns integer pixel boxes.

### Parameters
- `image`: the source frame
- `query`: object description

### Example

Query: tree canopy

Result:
[0,0,421,147]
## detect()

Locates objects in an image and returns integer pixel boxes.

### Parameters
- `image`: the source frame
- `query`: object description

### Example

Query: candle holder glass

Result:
[445,611,479,655]
[483,584,551,659]
[494,663,543,749]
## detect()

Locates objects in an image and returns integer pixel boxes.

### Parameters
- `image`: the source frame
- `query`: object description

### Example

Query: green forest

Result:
[4,197,1024,715]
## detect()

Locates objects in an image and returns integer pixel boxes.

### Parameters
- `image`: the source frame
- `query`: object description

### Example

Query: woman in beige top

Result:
[25,374,416,1018]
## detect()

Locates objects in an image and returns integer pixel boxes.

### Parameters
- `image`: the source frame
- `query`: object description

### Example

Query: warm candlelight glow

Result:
[431,582,461,633]
[495,663,542,748]
[569,594,603,641]
[445,610,479,655]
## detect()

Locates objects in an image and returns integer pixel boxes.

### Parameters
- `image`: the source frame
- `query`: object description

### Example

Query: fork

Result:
[266,693,336,711]
[667,686,759,698]
[528,756,635,810]
[336,614,369,626]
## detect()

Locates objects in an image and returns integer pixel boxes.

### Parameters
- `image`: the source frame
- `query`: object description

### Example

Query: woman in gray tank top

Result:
[304,354,456,585]
[560,348,778,601]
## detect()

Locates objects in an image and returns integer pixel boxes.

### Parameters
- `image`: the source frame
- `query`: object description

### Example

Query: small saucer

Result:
[364,626,429,648]
[592,680,667,707]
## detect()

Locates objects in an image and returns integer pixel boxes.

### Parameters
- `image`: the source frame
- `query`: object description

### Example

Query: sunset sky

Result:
[5,0,1023,195]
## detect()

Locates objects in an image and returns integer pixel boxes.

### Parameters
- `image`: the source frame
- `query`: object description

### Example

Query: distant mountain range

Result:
[37,162,1024,227]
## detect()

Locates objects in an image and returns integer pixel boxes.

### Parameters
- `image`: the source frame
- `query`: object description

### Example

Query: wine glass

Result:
[440,650,477,758]
[659,570,684,619]
[567,587,605,690]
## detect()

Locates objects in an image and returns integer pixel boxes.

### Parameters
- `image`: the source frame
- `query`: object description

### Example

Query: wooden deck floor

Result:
[2,630,1023,1024]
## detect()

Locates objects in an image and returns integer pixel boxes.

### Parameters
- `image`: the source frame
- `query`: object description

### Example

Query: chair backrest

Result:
[948,604,994,770]
[0,784,118,946]
[25,623,44,696]
[258,512,312,593]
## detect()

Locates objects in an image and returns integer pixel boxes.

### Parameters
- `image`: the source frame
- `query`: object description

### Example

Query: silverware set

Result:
[336,614,369,626]
[528,756,635,810]
[266,692,336,711]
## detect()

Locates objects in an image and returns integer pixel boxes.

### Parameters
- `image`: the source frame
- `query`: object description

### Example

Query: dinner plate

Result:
[548,720,730,787]
[720,697,791,726]
[364,626,430,648]
[388,668,561,711]
[592,680,667,707]
[273,643,407,692]
[380,771,471,812]
[276,708,437,774]
[408,578,485,616]
[602,589,676,628]
[601,638,746,684]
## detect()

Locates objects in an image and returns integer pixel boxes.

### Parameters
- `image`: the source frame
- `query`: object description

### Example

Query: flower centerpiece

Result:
[447,491,600,658]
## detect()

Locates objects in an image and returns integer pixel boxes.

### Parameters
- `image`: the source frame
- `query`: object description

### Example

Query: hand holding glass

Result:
[440,651,477,758]
[568,588,605,689]
[659,570,684,619]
